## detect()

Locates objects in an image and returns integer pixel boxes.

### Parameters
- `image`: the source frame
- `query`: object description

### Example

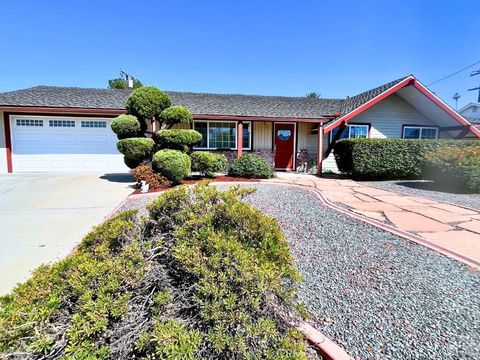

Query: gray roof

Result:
[0,86,342,119]
[340,76,410,115]
[0,76,412,119]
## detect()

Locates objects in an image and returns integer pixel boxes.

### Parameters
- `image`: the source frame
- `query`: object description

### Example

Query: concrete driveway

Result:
[0,173,134,294]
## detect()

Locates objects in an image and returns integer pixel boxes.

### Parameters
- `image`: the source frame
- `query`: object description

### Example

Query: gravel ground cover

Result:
[363,180,480,210]
[113,183,480,359]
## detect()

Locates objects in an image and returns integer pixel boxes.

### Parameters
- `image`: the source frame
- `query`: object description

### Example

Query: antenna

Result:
[120,70,135,89]
[453,92,461,110]
[468,70,480,102]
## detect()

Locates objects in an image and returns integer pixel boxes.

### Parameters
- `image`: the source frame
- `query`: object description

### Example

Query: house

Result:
[0,74,478,175]
[459,102,480,129]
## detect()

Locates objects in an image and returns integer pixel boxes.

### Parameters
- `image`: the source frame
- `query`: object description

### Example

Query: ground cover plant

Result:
[422,146,480,192]
[333,138,477,179]
[0,183,312,359]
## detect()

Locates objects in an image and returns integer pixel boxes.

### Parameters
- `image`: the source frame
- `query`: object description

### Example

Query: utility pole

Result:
[453,92,461,110]
[468,70,480,102]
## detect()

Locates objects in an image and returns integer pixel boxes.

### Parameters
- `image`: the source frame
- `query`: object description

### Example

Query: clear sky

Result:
[1,0,479,108]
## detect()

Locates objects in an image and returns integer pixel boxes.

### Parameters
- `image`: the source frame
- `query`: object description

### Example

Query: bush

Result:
[152,149,191,184]
[125,86,172,122]
[117,137,155,169]
[153,129,202,151]
[111,114,142,139]
[333,138,478,179]
[228,153,273,179]
[131,164,169,189]
[160,106,193,127]
[423,146,480,192]
[0,184,308,359]
[191,151,227,177]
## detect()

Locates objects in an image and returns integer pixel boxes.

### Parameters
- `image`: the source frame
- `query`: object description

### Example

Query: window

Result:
[81,121,107,128]
[330,124,369,141]
[403,126,438,139]
[16,119,43,127]
[49,120,75,127]
[193,121,251,149]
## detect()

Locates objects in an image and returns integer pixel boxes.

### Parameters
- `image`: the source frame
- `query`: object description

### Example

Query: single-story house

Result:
[0,74,478,174]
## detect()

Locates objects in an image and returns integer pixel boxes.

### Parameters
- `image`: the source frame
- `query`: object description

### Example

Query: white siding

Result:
[0,112,7,174]
[253,122,272,150]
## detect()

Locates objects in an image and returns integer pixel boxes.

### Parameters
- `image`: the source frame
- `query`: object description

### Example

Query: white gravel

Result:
[363,180,480,210]
[113,183,480,359]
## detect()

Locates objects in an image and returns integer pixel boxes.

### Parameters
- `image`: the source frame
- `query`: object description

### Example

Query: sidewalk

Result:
[266,173,480,268]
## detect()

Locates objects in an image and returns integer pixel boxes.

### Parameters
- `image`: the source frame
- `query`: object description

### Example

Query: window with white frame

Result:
[81,120,107,128]
[330,124,369,141]
[49,120,76,127]
[16,119,43,127]
[193,121,251,149]
[403,126,438,139]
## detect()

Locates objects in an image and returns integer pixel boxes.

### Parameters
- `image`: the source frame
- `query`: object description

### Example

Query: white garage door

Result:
[10,116,128,173]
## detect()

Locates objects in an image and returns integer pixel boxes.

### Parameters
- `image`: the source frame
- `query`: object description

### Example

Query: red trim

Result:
[324,76,480,138]
[3,112,12,173]
[0,106,125,116]
[237,121,243,158]
[192,113,333,123]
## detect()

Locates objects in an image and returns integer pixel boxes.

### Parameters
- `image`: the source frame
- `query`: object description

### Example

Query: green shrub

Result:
[111,114,142,139]
[131,164,169,189]
[160,105,193,127]
[228,153,273,179]
[333,138,478,179]
[117,137,155,169]
[153,129,202,151]
[191,151,227,177]
[152,149,191,184]
[423,146,480,192]
[125,86,171,121]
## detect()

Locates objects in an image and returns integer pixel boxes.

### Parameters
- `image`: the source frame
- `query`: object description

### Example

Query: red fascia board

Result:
[3,112,12,173]
[324,76,415,133]
[0,106,126,116]
[192,114,333,123]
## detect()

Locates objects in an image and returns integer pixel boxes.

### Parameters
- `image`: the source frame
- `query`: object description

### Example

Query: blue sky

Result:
[1,0,479,108]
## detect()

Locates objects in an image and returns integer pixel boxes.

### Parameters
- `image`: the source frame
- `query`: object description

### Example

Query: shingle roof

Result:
[0,86,342,119]
[340,76,411,115]
[0,76,413,119]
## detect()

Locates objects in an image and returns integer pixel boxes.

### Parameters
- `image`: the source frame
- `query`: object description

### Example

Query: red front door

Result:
[274,123,295,170]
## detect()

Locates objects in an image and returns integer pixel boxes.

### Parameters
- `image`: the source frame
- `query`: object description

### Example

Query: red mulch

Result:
[131,176,259,195]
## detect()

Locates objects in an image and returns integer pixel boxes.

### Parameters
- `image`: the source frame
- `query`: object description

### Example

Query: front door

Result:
[274,123,295,170]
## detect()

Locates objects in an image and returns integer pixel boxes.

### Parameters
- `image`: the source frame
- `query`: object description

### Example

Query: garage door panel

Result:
[11,117,128,173]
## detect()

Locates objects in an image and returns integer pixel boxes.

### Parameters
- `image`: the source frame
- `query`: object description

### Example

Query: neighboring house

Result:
[0,74,478,175]
[459,102,480,129]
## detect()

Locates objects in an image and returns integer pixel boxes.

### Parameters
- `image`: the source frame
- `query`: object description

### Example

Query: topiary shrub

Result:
[333,138,478,180]
[117,137,155,169]
[111,114,142,139]
[131,164,169,189]
[160,105,193,128]
[228,153,273,179]
[191,151,227,177]
[0,184,309,359]
[153,129,202,151]
[125,86,172,122]
[152,149,191,184]
[422,146,480,192]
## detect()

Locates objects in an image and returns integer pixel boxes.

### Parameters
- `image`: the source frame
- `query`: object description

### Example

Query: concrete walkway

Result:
[0,173,134,294]
[267,173,480,268]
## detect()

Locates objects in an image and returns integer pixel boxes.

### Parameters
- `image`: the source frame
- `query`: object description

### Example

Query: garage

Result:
[9,115,128,172]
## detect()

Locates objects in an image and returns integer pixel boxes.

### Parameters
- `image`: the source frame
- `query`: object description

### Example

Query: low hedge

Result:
[153,129,202,151]
[191,151,227,177]
[228,153,273,179]
[333,138,478,179]
[111,114,142,139]
[117,137,155,169]
[152,149,191,184]
[423,146,480,192]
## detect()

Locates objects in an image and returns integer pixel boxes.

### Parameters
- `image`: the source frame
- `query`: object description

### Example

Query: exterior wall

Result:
[0,111,7,174]
[460,104,480,120]
[253,121,272,150]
